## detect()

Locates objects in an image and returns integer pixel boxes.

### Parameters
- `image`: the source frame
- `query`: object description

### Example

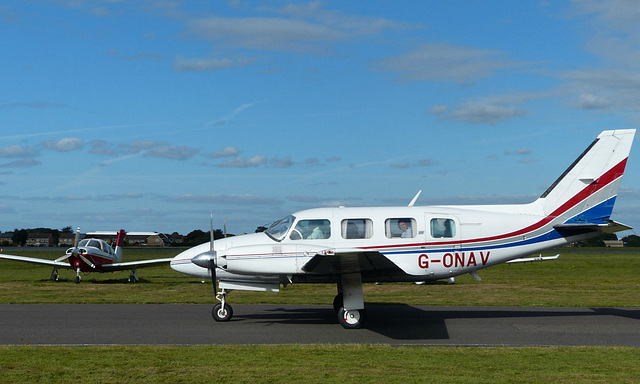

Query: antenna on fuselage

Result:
[408,190,422,207]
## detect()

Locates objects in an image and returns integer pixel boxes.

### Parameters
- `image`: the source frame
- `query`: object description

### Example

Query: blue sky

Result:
[1,1,639,236]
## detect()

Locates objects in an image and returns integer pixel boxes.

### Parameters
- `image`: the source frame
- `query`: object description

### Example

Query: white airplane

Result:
[0,229,173,283]
[170,129,636,328]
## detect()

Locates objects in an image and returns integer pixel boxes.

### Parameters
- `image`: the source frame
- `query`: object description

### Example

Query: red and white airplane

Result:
[0,229,172,283]
[170,129,635,328]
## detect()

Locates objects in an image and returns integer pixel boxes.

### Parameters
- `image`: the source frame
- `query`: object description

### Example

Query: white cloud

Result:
[377,43,518,84]
[577,93,612,110]
[0,144,38,158]
[89,140,119,157]
[0,159,41,168]
[120,140,167,154]
[430,105,448,115]
[270,156,293,168]
[173,55,256,72]
[219,155,268,168]
[146,145,200,161]
[505,149,532,155]
[186,16,346,53]
[184,2,407,55]
[43,137,83,152]
[447,102,526,124]
[207,146,240,158]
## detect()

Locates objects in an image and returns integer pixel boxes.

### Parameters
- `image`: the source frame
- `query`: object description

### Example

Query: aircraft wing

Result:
[0,253,72,268]
[302,249,408,280]
[100,258,174,271]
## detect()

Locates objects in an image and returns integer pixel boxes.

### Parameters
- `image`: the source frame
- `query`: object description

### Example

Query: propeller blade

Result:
[209,211,218,292]
[210,211,214,252]
[210,258,217,293]
[54,254,71,263]
[73,227,80,248]
[79,255,95,269]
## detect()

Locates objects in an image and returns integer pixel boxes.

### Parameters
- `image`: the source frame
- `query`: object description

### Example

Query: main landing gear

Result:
[212,288,233,322]
[49,268,60,282]
[333,292,367,329]
[128,269,139,283]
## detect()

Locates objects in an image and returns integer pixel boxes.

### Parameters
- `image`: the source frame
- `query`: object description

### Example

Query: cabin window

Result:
[290,219,331,240]
[341,219,373,239]
[385,218,416,238]
[430,218,456,238]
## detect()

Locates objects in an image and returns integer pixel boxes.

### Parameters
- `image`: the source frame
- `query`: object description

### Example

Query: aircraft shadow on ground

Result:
[235,305,640,341]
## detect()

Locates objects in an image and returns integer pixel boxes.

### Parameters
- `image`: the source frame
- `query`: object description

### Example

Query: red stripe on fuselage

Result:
[359,157,628,251]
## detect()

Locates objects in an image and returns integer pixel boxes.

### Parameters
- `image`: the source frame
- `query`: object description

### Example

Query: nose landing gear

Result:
[212,288,233,322]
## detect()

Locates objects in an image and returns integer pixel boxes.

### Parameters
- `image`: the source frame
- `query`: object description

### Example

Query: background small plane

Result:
[0,229,172,283]
[170,129,635,329]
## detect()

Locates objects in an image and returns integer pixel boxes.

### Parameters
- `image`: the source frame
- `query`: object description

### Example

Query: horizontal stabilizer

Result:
[554,219,632,236]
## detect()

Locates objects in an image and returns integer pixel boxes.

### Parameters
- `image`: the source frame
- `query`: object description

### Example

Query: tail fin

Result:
[114,229,126,262]
[536,129,635,230]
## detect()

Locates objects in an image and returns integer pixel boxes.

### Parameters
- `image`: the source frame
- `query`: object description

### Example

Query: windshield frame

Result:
[264,214,296,242]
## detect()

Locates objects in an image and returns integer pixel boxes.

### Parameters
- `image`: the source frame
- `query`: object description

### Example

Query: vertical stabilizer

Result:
[114,229,126,262]
[536,129,635,226]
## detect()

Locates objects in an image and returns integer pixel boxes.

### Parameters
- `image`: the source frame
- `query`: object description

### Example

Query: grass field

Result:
[0,247,639,383]
[0,248,638,307]
[1,345,639,383]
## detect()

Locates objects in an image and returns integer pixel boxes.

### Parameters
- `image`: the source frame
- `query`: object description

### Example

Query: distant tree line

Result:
[579,233,640,247]
[6,227,73,247]
[5,226,638,247]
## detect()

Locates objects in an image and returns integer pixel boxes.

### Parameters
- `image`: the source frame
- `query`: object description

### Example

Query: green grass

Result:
[0,248,639,307]
[1,248,639,383]
[0,345,638,383]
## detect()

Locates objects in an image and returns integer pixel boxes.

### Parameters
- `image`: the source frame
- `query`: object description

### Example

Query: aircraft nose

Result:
[170,246,210,278]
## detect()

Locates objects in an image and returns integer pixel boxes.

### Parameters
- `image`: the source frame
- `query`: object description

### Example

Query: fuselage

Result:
[170,201,593,283]
[66,238,120,272]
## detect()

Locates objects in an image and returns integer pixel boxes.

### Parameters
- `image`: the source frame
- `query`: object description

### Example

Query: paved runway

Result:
[1,304,639,347]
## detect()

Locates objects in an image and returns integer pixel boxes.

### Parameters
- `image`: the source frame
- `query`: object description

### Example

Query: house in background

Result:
[26,233,52,247]
[86,231,164,247]
[58,232,77,247]
[0,233,14,246]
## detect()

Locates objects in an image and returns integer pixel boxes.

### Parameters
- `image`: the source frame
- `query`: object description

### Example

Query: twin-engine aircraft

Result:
[170,129,636,329]
[0,229,172,283]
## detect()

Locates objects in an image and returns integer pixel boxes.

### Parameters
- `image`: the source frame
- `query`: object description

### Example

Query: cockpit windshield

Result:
[265,214,296,241]
[78,239,113,254]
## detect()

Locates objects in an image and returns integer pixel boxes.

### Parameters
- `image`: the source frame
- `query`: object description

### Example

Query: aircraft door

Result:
[427,216,460,244]
[425,215,464,274]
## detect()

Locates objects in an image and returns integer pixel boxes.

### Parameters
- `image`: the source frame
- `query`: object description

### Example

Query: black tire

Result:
[337,308,365,329]
[212,303,233,322]
[128,275,136,283]
[332,293,343,313]
[75,276,81,284]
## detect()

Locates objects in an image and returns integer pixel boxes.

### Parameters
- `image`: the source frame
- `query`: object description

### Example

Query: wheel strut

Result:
[212,288,233,322]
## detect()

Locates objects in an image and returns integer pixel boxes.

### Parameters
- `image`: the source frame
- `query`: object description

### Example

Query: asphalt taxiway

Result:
[1,304,639,347]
